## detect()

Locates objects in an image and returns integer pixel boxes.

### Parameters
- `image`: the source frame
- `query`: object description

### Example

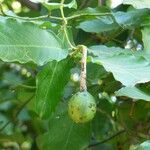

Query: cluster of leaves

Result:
[0,0,150,150]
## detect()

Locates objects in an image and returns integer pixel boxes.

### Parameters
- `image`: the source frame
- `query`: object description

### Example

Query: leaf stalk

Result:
[79,45,87,91]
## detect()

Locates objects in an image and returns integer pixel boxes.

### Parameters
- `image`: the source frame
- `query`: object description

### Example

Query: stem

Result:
[60,0,67,23]
[11,84,36,90]
[129,100,136,118]
[0,3,62,21]
[66,12,111,20]
[0,13,62,21]
[87,129,126,148]
[79,45,87,91]
[60,0,75,49]
[124,29,135,47]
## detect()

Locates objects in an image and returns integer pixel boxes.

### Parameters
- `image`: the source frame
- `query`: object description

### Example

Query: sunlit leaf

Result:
[36,58,73,118]
[116,87,150,101]
[0,17,68,66]
[142,27,150,52]
[37,103,91,150]
[89,45,150,86]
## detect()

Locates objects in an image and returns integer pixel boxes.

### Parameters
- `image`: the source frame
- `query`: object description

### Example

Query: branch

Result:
[87,129,126,148]
[66,12,111,21]
[79,45,87,91]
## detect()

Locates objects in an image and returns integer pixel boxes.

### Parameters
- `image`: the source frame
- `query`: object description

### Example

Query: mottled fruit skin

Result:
[68,91,96,123]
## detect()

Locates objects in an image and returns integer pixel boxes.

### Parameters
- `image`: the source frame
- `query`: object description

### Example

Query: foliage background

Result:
[0,0,150,150]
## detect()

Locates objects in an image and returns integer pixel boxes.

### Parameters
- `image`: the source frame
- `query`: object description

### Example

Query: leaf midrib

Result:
[0,44,61,49]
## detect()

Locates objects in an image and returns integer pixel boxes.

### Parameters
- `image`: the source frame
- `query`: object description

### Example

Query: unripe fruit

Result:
[68,91,96,123]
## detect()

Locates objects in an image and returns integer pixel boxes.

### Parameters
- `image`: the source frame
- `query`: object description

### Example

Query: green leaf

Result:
[136,140,150,150]
[113,9,150,28]
[89,45,150,86]
[116,87,150,101]
[57,27,75,49]
[67,0,77,9]
[92,98,115,140]
[77,17,118,33]
[87,63,107,85]
[0,17,68,66]
[123,0,150,9]
[75,7,118,33]
[36,103,91,150]
[142,26,150,52]
[141,16,150,26]
[70,6,110,17]
[0,113,12,134]
[76,8,150,33]
[43,0,77,11]
[35,58,73,119]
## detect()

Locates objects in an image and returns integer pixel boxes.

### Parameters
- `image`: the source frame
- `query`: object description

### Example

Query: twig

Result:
[66,12,111,21]
[87,129,126,148]
[15,95,34,116]
[0,3,62,21]
[60,0,75,49]
[0,13,62,21]
[129,100,136,118]
[11,84,36,90]
[0,95,34,132]
[79,45,87,91]
[79,0,88,9]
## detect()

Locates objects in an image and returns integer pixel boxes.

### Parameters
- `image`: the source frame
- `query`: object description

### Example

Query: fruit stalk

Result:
[80,45,87,91]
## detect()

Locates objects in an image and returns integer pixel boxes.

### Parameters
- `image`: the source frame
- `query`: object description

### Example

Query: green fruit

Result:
[68,91,96,123]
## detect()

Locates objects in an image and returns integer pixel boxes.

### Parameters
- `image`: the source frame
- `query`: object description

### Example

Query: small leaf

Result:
[36,102,91,150]
[67,0,77,9]
[0,17,68,66]
[35,58,73,119]
[116,87,150,101]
